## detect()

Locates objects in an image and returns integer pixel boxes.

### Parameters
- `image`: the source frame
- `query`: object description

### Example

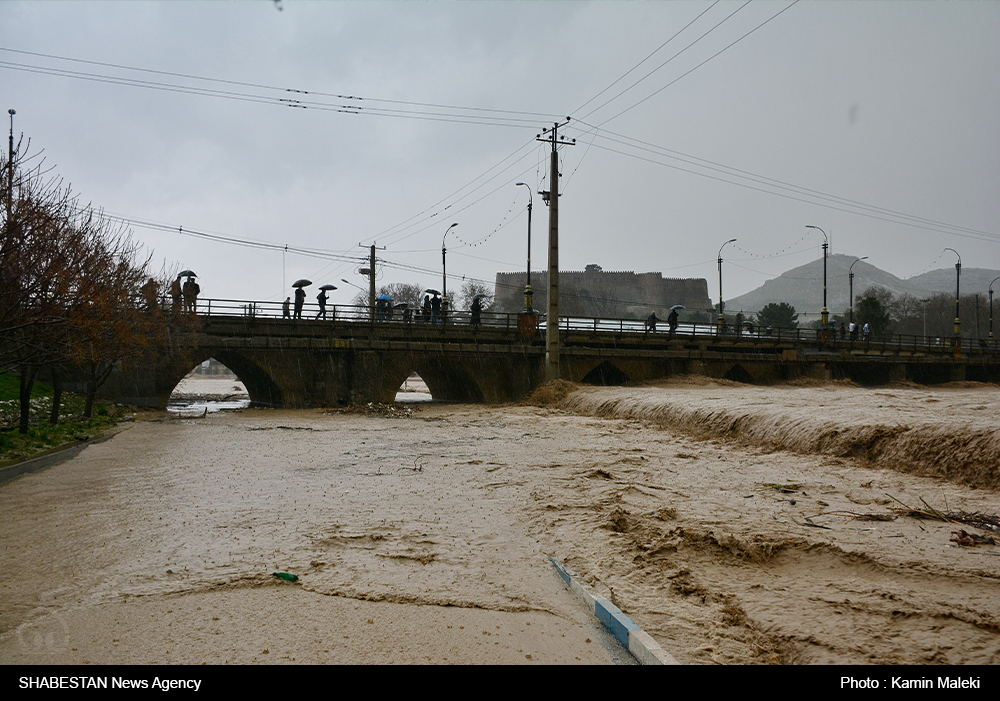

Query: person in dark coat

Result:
[645,312,658,333]
[282,297,291,319]
[316,289,328,319]
[667,308,679,334]
[141,278,159,312]
[182,276,200,313]
[471,297,483,327]
[430,294,441,324]
[169,276,182,314]
[294,287,305,319]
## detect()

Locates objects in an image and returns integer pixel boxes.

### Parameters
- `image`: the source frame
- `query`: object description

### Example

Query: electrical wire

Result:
[587,1,800,128]
[0,58,552,129]
[576,136,1000,245]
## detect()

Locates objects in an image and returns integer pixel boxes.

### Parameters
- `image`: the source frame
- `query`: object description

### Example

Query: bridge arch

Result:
[581,360,630,386]
[723,363,755,384]
[414,359,486,402]
[159,350,283,408]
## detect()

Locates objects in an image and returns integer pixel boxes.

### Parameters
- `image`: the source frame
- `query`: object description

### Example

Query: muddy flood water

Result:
[1,375,999,665]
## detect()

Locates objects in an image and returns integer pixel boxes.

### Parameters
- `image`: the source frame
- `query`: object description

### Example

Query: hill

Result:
[725,254,1000,322]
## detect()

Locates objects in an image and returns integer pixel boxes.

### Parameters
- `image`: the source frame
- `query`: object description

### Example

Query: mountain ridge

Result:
[726,254,1000,321]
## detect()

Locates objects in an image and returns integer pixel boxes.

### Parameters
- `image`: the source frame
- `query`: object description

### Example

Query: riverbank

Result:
[0,375,126,469]
[1,379,998,664]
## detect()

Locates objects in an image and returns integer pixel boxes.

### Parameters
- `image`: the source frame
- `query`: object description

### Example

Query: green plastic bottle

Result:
[272,572,298,582]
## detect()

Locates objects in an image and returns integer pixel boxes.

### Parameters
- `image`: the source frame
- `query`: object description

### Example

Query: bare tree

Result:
[456,280,494,311]
[2,146,162,429]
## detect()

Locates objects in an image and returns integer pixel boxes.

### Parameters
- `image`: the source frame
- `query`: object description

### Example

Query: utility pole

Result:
[358,242,385,322]
[537,118,574,381]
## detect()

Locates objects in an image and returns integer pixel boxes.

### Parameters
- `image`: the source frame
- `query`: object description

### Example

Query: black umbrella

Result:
[319,284,337,291]
[424,288,441,296]
[178,270,197,278]
[472,293,488,301]
[292,279,312,288]
[393,302,409,309]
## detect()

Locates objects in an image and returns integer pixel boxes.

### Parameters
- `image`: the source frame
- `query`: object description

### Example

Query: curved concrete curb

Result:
[0,429,124,485]
[549,556,679,665]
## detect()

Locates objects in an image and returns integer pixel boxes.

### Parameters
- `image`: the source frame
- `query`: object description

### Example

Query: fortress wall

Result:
[494,271,713,316]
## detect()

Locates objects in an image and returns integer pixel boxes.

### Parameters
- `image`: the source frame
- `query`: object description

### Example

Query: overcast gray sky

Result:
[3,1,998,313]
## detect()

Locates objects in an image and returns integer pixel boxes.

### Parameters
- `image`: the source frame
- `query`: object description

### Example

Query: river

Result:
[1,376,999,664]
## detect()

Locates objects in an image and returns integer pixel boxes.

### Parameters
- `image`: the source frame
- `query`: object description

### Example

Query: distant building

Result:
[493,269,713,319]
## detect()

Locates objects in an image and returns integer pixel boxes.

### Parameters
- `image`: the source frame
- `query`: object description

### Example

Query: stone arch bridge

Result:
[98,313,1000,408]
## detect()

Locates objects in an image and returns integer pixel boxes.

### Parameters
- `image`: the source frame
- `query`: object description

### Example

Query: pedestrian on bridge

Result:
[645,312,658,333]
[294,287,305,319]
[431,294,441,324]
[182,276,200,313]
[667,308,679,335]
[170,276,182,314]
[316,289,329,319]
[282,297,291,319]
[471,297,483,327]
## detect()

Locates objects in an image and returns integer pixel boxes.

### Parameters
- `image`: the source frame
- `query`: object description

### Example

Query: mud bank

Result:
[559,379,1000,491]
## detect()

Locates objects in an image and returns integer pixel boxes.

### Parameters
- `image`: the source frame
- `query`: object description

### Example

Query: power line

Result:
[575,133,1000,245]
[576,124,1000,243]
[577,0,750,124]
[572,0,721,116]
[587,1,799,128]
[0,58,552,130]
[0,46,565,123]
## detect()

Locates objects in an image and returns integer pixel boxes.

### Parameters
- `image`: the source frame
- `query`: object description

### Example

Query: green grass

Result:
[0,372,53,401]
[0,373,124,466]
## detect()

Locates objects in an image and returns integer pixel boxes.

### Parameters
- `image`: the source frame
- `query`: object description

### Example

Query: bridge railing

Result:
[187,297,531,329]
[178,297,1000,354]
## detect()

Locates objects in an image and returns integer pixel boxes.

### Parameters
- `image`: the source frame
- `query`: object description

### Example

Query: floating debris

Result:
[882,494,1000,543]
[950,530,996,547]
[324,403,414,418]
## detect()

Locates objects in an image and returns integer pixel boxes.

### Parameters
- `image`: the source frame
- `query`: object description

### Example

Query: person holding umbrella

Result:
[181,272,200,313]
[292,279,311,319]
[470,294,485,327]
[317,284,337,320]
[668,305,682,334]
[424,289,442,324]
[422,294,432,323]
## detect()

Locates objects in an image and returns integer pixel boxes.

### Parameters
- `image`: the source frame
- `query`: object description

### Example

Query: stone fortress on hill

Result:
[493,268,713,319]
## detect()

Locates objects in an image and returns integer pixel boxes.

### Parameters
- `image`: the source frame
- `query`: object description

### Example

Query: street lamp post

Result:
[989,276,1000,343]
[944,248,961,353]
[441,222,458,312]
[806,225,829,327]
[849,256,868,325]
[6,109,14,229]
[515,183,533,312]
[717,238,737,333]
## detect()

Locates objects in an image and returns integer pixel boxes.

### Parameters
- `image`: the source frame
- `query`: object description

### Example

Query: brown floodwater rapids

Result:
[1,377,999,664]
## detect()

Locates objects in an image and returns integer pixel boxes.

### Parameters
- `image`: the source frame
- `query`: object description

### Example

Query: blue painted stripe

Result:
[548,556,572,585]
[594,598,640,647]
